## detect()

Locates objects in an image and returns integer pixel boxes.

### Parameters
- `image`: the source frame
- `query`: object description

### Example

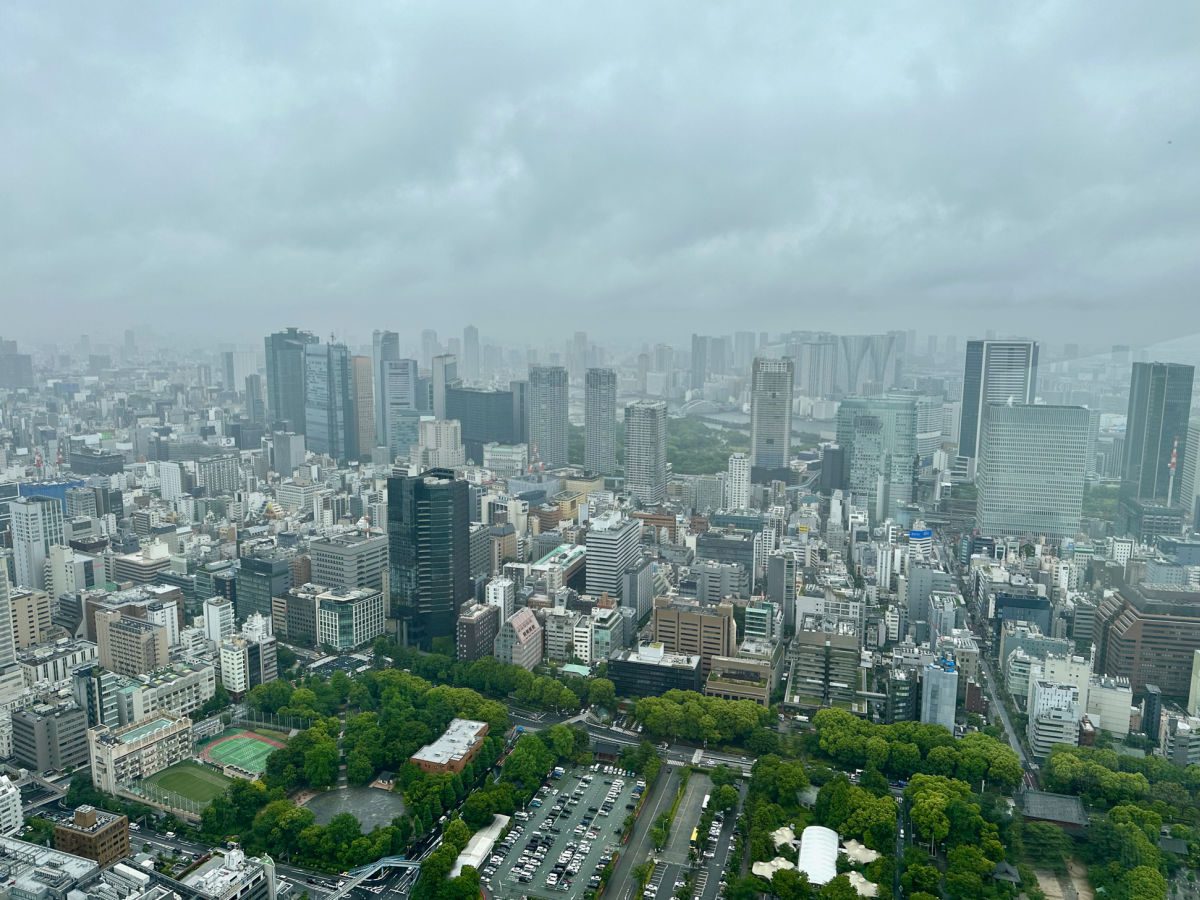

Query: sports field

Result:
[199,728,286,775]
[143,761,234,803]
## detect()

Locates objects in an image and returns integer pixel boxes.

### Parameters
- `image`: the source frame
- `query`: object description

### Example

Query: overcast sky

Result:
[2,2,1198,351]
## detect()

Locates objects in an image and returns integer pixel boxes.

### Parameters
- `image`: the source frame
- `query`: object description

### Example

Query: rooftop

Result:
[183,847,270,899]
[1020,790,1089,827]
[410,719,488,767]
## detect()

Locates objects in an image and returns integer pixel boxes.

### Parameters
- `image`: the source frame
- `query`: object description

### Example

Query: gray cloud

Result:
[2,1,1198,349]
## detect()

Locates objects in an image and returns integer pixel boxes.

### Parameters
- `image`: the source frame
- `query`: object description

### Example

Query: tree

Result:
[770,868,811,900]
[588,678,616,710]
[817,875,859,900]
[443,819,471,852]
[1122,865,1167,900]
[901,863,940,896]
[712,784,740,813]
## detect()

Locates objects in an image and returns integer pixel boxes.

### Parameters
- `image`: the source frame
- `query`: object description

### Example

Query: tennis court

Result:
[200,728,285,775]
[143,761,234,803]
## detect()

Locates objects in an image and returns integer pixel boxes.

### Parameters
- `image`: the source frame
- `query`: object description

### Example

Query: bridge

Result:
[324,856,420,900]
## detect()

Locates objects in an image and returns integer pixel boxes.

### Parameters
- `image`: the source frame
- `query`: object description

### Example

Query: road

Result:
[976,651,1030,771]
[607,765,680,896]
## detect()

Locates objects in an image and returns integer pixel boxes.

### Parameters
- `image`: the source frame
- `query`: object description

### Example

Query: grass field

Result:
[143,761,234,803]
[199,728,285,775]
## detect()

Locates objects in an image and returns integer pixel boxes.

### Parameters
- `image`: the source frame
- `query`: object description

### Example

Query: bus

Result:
[701,794,710,811]
[690,828,699,850]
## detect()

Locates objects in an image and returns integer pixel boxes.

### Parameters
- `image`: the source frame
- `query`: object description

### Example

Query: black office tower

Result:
[264,327,317,432]
[387,468,470,650]
[1119,362,1194,536]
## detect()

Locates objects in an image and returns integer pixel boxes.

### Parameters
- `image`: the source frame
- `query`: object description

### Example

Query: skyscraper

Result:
[372,329,400,446]
[350,356,374,461]
[304,342,355,461]
[380,358,421,461]
[529,365,568,469]
[244,373,265,424]
[836,396,917,523]
[432,354,459,419]
[976,404,1090,539]
[624,400,668,506]
[585,368,618,475]
[463,325,480,381]
[420,329,440,370]
[958,339,1039,459]
[750,358,794,470]
[691,334,709,392]
[388,469,471,650]
[726,452,750,510]
[12,496,64,591]
[1121,362,1195,509]
[264,327,317,432]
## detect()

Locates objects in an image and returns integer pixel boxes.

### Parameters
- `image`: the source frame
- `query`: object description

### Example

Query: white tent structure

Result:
[797,826,838,886]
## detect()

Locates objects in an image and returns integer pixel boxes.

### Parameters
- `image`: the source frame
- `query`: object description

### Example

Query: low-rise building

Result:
[88,715,192,793]
[608,643,703,698]
[410,718,489,774]
[12,703,89,772]
[53,805,129,867]
[0,776,20,836]
[0,835,98,899]
[19,640,98,691]
[494,608,542,671]
[315,587,386,651]
[182,846,276,900]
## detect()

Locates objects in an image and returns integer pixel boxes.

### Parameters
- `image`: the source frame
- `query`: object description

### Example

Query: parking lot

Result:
[484,762,644,900]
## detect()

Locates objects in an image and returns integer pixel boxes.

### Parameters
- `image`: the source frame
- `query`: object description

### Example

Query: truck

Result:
[552,766,565,778]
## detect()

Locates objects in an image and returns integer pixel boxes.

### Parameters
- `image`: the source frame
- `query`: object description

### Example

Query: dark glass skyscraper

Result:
[264,327,317,432]
[1121,362,1194,509]
[387,468,470,650]
[585,368,617,475]
[304,342,356,462]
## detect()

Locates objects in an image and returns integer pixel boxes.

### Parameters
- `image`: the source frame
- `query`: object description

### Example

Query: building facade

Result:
[624,400,668,506]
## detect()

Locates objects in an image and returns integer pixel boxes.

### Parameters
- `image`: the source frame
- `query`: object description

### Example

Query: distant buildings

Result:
[958,339,1039,460]
[529,366,569,469]
[749,358,794,470]
[835,396,916,524]
[1119,361,1194,536]
[264,327,317,432]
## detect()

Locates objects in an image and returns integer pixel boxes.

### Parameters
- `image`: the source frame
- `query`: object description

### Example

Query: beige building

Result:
[88,715,192,793]
[652,596,737,675]
[95,610,169,677]
[10,588,52,650]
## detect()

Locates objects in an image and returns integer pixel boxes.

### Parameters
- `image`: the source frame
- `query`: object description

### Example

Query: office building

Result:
[976,404,1089,538]
[920,661,958,732]
[95,611,169,678]
[196,454,240,496]
[836,396,917,523]
[652,596,737,675]
[236,547,294,621]
[750,358,794,470]
[767,551,798,638]
[88,715,192,793]
[1095,584,1200,696]
[585,368,618,476]
[1120,362,1195,532]
[271,431,306,477]
[787,624,861,709]
[609,643,703,698]
[309,531,388,593]
[624,400,668,506]
[410,719,489,775]
[414,419,466,469]
[271,584,322,648]
[445,384,526,461]
[463,325,480,381]
[585,513,642,598]
[1027,681,1080,760]
[12,496,64,591]
[204,596,235,645]
[245,373,266,424]
[457,603,500,662]
[529,366,569,469]
[304,341,356,461]
[315,587,386,650]
[958,339,1039,459]
[54,806,130,868]
[219,628,278,699]
[350,355,374,460]
[432,354,459,420]
[388,469,470,649]
[264,327,317,431]
[725,453,751,509]
[485,577,516,621]
[10,588,52,649]
[494,608,543,671]
[482,443,529,478]
[12,704,90,771]
[19,640,98,691]
[0,837,96,900]
[834,332,902,396]
[378,357,421,461]
[373,330,401,444]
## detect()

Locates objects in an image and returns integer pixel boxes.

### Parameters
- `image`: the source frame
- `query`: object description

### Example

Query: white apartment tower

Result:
[725,453,751,510]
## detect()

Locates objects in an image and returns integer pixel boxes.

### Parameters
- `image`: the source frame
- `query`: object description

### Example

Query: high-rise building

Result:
[432,354,459,419]
[372,330,401,445]
[725,453,750,509]
[1179,421,1200,528]
[446,384,526,463]
[420,329,440,370]
[95,611,169,677]
[456,603,500,662]
[264,327,317,432]
[379,358,421,461]
[315,588,386,651]
[197,455,240,496]
[836,396,917,523]
[585,368,618,475]
[585,512,643,599]
[414,419,466,469]
[529,366,568,469]
[920,661,958,732]
[350,356,374,461]
[691,334,709,391]
[388,469,471,649]
[463,325,480,381]
[236,549,294,621]
[245,373,266,424]
[12,496,64,591]
[750,358,794,470]
[958,339,1039,459]
[624,400,668,506]
[976,404,1089,539]
[652,596,737,676]
[1120,362,1195,529]
[304,342,355,461]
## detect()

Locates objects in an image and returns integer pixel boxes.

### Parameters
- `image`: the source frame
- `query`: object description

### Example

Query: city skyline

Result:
[2,3,1198,346]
